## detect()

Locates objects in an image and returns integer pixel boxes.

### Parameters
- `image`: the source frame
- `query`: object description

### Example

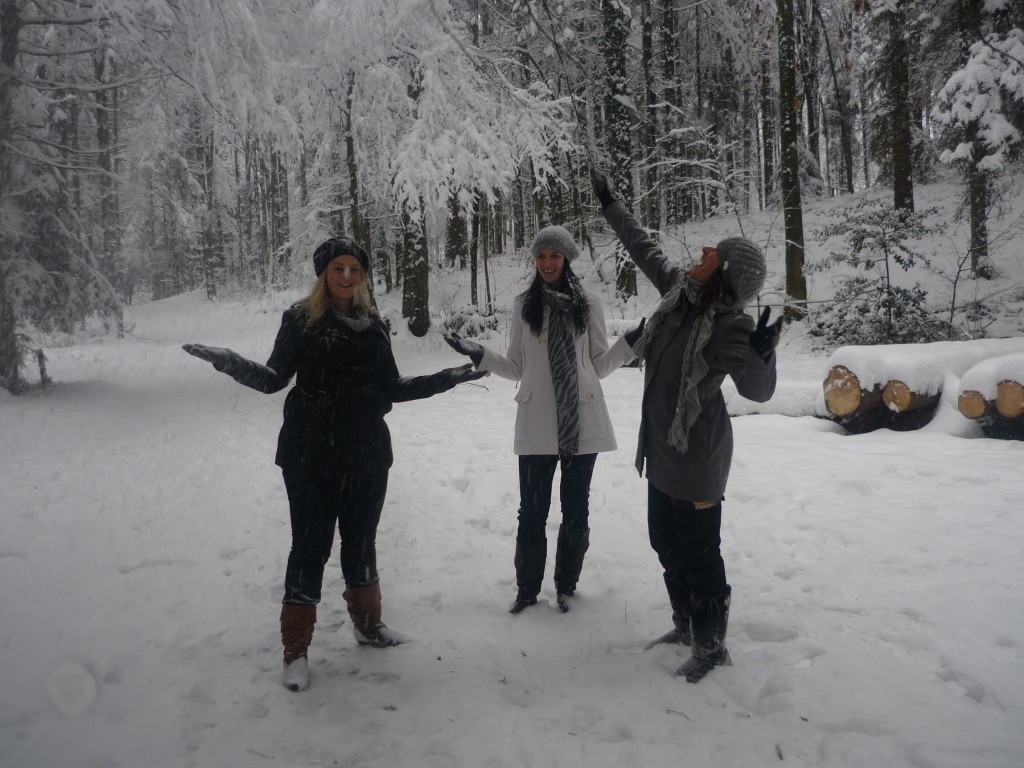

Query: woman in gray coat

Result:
[446,226,641,614]
[591,170,782,683]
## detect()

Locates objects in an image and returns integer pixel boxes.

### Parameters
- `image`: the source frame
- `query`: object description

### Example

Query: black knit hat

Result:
[312,236,369,276]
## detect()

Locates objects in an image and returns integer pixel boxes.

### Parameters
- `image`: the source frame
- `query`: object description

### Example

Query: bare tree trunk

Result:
[761,56,776,202]
[640,0,658,228]
[470,196,480,307]
[202,123,217,300]
[601,0,637,299]
[401,204,431,337]
[887,3,914,211]
[0,0,24,392]
[778,0,808,317]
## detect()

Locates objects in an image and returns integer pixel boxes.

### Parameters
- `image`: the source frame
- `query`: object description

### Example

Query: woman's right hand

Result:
[443,333,484,367]
[183,343,238,372]
[589,168,615,209]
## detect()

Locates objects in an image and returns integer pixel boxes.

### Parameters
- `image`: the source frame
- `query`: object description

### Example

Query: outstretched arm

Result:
[182,310,299,394]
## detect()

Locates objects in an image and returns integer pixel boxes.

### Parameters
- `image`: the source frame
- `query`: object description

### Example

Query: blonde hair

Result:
[300,272,376,327]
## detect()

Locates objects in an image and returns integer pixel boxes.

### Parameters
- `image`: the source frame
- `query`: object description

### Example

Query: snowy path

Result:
[2,300,1023,768]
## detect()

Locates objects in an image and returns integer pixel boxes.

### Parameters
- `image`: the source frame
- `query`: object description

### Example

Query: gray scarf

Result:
[542,286,580,457]
[632,275,715,456]
[331,307,373,333]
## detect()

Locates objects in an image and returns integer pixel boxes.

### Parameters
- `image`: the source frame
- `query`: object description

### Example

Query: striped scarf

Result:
[542,286,580,457]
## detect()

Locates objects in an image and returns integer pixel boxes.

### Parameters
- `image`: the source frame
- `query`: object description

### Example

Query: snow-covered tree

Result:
[933,24,1024,275]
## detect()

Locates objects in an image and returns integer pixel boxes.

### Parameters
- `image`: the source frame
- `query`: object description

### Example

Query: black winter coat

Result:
[221,305,458,472]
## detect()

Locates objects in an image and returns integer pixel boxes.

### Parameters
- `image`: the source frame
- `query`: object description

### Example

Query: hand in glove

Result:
[589,168,615,209]
[443,332,484,367]
[438,363,489,389]
[183,343,240,373]
[623,317,647,347]
[749,307,783,361]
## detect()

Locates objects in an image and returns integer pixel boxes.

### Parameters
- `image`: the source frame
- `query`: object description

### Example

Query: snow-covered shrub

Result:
[808,278,959,346]
[440,306,499,339]
[808,204,959,345]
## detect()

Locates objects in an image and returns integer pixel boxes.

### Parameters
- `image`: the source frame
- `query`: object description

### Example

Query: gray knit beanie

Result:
[717,237,765,308]
[531,225,579,263]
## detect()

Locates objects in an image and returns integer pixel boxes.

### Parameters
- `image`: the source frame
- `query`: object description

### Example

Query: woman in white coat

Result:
[446,226,644,613]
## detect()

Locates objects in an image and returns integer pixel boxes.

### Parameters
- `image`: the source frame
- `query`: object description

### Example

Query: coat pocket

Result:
[577,387,610,443]
[514,387,533,443]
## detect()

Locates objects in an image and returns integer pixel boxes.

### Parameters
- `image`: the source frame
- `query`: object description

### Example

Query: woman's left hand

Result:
[749,307,783,361]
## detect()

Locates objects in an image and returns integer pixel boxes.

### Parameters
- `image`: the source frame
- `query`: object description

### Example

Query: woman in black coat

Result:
[184,236,485,691]
[591,170,782,683]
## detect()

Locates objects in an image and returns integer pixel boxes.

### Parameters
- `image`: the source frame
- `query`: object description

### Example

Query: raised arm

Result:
[592,169,681,296]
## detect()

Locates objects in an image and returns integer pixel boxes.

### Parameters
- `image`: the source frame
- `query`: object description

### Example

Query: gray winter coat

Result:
[602,201,777,501]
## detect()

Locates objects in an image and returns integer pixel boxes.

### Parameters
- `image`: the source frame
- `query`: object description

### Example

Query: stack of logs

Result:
[823,366,941,433]
[823,339,1024,437]
[824,364,1023,438]
[958,380,1024,439]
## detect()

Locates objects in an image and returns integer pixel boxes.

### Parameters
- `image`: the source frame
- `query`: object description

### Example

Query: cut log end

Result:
[824,366,872,417]
[883,380,940,413]
[995,380,1024,419]
[958,390,988,420]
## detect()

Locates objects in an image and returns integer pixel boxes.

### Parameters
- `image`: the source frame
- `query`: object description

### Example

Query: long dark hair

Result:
[695,272,736,312]
[520,263,590,337]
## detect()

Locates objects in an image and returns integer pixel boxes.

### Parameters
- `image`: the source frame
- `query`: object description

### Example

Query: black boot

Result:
[510,540,546,614]
[644,580,692,649]
[677,586,732,683]
[553,525,590,612]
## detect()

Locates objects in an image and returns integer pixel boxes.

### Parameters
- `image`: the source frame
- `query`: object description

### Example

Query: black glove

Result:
[183,343,240,373]
[443,332,484,366]
[749,307,783,361]
[623,317,646,347]
[438,363,488,389]
[589,168,615,209]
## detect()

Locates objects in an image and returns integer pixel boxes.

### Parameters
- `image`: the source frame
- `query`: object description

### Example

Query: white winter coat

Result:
[479,291,634,456]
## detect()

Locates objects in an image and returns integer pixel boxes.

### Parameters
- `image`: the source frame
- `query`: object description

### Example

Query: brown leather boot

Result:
[343,583,409,647]
[280,603,316,691]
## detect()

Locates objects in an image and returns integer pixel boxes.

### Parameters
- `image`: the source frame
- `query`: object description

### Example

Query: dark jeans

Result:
[280,465,389,605]
[516,453,598,544]
[647,482,727,600]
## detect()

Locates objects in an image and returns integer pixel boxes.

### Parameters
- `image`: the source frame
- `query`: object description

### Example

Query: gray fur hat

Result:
[531,225,579,263]
[717,237,765,308]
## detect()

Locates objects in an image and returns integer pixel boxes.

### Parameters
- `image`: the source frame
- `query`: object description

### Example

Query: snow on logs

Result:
[823,338,1024,435]
[957,352,1024,439]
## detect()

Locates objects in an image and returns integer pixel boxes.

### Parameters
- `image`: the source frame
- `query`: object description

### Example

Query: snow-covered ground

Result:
[2,281,1023,768]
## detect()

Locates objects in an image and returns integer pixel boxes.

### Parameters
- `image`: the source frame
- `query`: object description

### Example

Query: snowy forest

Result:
[2,0,1024,392]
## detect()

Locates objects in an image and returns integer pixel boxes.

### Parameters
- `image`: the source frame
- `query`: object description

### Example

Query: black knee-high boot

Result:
[645,576,693,649]
[677,586,732,683]
[553,524,590,612]
[510,540,546,613]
